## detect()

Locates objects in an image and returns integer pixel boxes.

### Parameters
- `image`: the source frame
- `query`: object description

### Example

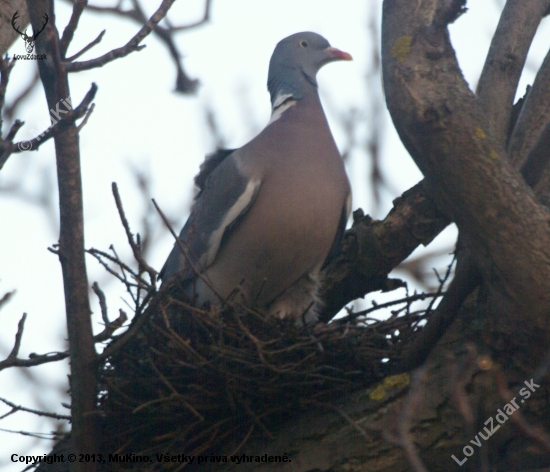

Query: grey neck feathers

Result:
[267,66,317,106]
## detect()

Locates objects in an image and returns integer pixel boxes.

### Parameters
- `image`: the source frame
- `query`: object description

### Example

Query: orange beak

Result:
[324,46,353,61]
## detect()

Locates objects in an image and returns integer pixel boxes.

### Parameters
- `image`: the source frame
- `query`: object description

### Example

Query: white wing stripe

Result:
[202,178,261,268]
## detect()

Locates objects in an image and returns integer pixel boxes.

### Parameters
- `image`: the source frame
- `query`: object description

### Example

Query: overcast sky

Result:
[1,0,549,468]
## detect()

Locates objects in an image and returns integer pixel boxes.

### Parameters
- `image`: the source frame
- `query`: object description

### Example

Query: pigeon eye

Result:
[300,40,309,48]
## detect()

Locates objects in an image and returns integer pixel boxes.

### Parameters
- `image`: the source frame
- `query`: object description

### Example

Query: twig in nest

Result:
[337,291,442,325]
[87,248,141,287]
[227,424,255,457]
[92,281,128,342]
[151,197,223,301]
[112,183,157,287]
[97,293,159,361]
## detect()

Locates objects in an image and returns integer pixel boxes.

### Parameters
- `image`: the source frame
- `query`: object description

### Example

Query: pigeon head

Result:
[267,32,352,105]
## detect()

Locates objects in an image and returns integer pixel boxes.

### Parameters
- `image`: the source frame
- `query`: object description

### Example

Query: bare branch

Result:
[65,0,177,72]
[0,397,71,420]
[0,291,15,311]
[67,0,208,92]
[87,247,142,286]
[476,0,550,144]
[24,352,69,365]
[319,182,450,320]
[59,0,88,57]
[381,0,550,332]
[76,102,94,131]
[90,282,128,342]
[520,121,550,188]
[6,313,26,361]
[4,119,24,142]
[97,296,157,361]
[0,82,97,171]
[508,47,550,169]
[165,0,212,31]
[92,281,108,325]
[65,29,105,62]
[400,247,480,372]
[111,182,157,286]
[29,0,100,466]
[93,309,128,343]
[0,56,16,137]
[0,312,69,371]
[336,291,441,326]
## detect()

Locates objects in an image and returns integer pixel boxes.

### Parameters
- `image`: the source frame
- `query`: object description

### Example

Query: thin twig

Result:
[97,295,156,361]
[66,30,106,62]
[151,197,222,300]
[0,83,98,171]
[92,282,109,324]
[0,350,69,371]
[0,57,16,136]
[0,291,15,311]
[0,397,71,420]
[66,0,178,72]
[112,183,157,286]
[59,0,89,57]
[94,309,128,342]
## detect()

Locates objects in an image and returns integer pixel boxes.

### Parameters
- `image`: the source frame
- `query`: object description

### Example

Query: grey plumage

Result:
[161,32,352,324]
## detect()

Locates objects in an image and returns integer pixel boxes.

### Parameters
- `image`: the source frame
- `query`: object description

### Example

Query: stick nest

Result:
[100,282,422,469]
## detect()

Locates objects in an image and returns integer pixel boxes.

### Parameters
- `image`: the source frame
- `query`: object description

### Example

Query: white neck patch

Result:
[268,92,297,125]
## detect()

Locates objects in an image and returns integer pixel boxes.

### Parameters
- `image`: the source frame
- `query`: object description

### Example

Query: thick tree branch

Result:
[508,46,550,169]
[381,0,550,330]
[405,2,550,373]
[476,0,550,144]
[28,1,100,470]
[521,121,550,188]
[320,181,450,321]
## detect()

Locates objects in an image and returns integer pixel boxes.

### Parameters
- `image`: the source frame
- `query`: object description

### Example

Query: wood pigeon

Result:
[161,32,352,324]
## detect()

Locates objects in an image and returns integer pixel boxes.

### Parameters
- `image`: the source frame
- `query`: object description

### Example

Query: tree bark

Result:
[29,1,100,470]
[381,0,550,336]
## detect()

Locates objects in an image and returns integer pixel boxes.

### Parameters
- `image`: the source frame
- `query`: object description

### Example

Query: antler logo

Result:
[12,11,49,54]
